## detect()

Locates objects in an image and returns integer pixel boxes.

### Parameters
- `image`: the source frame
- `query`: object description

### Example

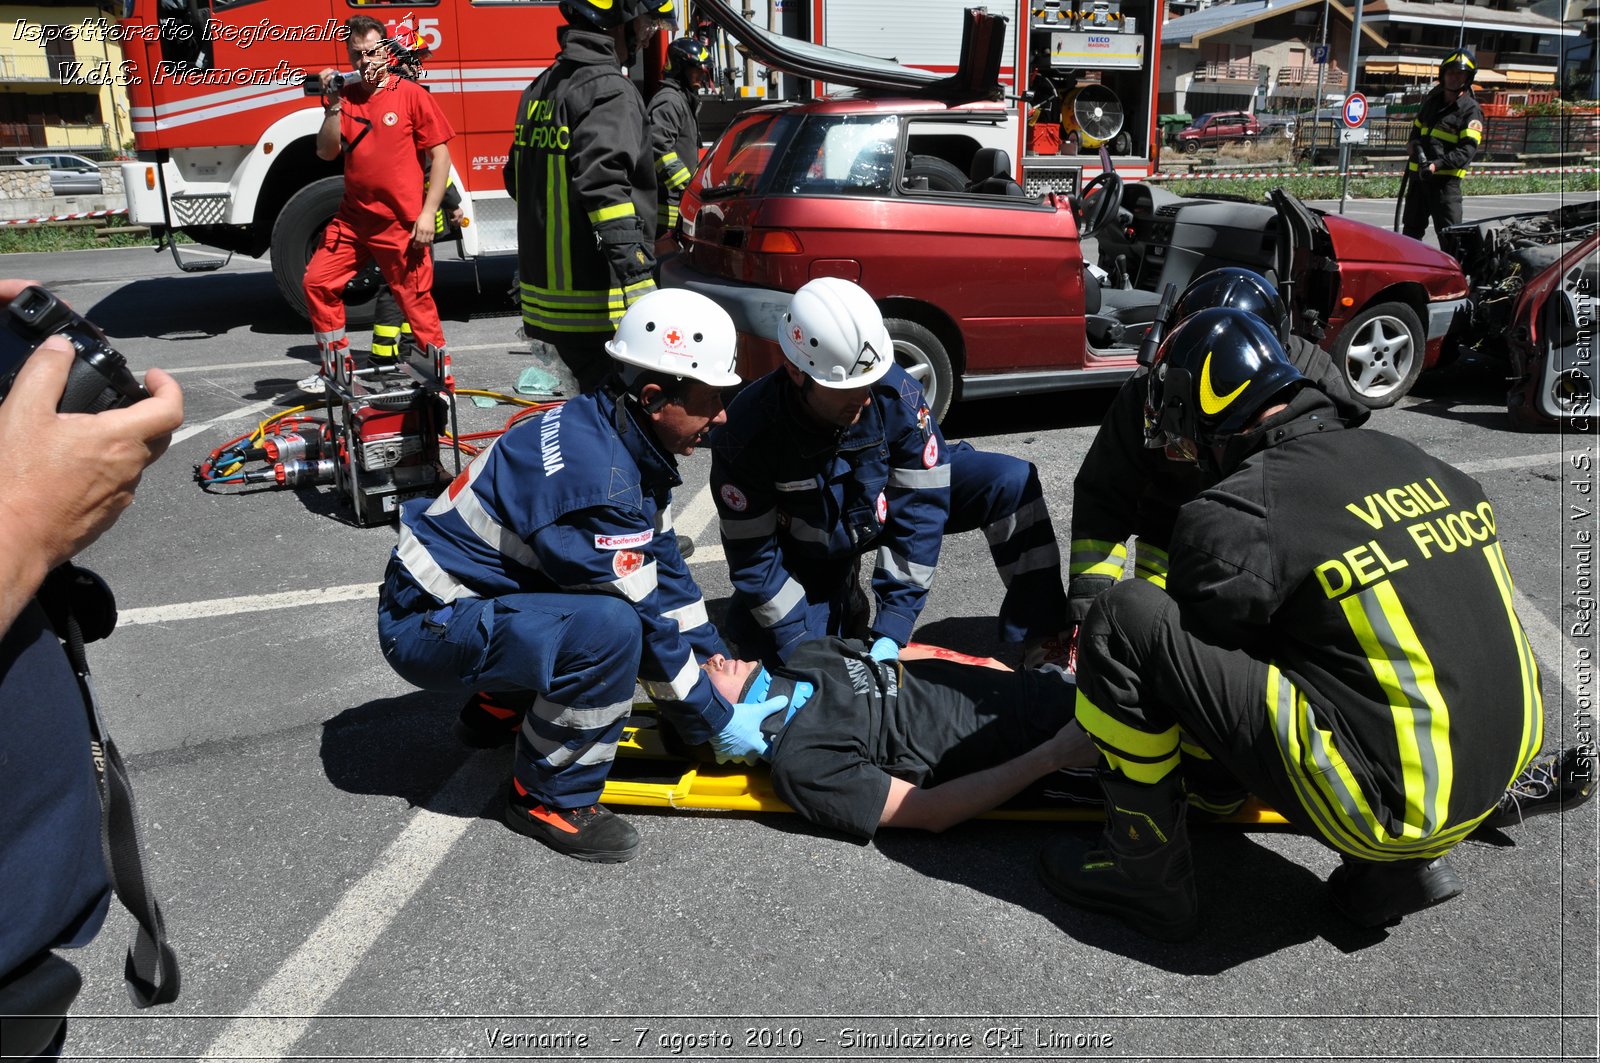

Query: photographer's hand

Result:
[0,290,183,631]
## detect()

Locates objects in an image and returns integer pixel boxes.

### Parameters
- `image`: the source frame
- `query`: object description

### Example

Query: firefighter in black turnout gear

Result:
[1040,307,1543,940]
[1068,270,1368,687]
[506,0,660,393]
[1402,49,1485,243]
[649,37,713,232]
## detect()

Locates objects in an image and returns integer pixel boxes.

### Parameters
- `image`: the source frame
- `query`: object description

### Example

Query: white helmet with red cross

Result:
[779,277,894,389]
[605,288,742,388]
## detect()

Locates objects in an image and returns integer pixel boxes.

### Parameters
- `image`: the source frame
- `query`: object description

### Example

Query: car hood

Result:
[695,0,1005,100]
[1321,213,1461,278]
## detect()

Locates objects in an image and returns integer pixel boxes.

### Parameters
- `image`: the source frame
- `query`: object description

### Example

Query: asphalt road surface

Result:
[12,189,1598,1063]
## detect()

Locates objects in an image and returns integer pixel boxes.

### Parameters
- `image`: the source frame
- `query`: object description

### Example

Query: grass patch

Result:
[0,224,155,254]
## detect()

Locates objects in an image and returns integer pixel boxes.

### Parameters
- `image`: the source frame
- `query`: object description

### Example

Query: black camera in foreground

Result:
[0,286,148,413]
[302,70,362,95]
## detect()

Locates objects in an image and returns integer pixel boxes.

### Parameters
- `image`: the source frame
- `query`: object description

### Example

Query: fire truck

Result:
[114,0,561,318]
[117,0,1163,315]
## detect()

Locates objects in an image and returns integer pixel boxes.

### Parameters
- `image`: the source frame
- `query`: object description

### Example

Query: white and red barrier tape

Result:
[0,207,130,226]
[1149,165,1600,181]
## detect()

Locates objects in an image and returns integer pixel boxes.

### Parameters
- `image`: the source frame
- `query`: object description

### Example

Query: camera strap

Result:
[48,567,182,1009]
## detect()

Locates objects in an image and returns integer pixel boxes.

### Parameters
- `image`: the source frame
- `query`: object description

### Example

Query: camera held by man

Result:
[0,281,184,1060]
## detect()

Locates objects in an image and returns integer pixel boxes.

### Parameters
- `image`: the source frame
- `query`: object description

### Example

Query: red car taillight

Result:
[750,229,803,254]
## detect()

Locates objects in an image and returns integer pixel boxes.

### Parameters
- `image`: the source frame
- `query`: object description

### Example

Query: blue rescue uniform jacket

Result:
[710,363,951,656]
[392,388,732,741]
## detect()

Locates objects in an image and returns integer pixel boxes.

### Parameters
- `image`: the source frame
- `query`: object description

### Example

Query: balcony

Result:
[1276,64,1348,87]
[1192,60,1268,82]
[0,53,83,84]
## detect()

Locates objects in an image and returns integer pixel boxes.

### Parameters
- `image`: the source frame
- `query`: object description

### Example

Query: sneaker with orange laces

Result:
[503,782,640,862]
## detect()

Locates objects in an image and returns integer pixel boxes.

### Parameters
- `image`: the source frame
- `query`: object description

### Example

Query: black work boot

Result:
[1038,770,1198,942]
[454,691,529,748]
[1475,746,1596,832]
[1328,855,1462,927]
[504,783,640,863]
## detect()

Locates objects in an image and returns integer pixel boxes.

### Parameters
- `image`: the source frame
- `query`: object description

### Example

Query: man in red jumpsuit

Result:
[300,14,455,394]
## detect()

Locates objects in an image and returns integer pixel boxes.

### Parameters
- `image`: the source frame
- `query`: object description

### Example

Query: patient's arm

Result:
[877,721,1096,833]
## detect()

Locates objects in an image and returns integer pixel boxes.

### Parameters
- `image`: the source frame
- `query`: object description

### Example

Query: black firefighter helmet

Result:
[1439,48,1477,86]
[559,0,657,29]
[1144,306,1305,456]
[666,37,714,83]
[1171,267,1290,344]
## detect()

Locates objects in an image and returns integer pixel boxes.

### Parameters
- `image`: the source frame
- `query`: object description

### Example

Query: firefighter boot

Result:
[1328,856,1463,928]
[1038,770,1198,941]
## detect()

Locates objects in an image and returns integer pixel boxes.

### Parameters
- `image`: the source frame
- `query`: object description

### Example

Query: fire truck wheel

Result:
[272,176,379,326]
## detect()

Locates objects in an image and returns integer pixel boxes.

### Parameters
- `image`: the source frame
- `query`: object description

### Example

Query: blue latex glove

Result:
[710,695,788,765]
[869,636,900,662]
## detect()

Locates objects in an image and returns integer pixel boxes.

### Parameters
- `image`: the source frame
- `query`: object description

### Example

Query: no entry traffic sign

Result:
[1343,92,1368,128]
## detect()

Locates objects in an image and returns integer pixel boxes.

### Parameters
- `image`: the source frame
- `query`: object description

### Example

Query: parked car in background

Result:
[1169,111,1260,153]
[1257,115,1299,140]
[17,153,104,195]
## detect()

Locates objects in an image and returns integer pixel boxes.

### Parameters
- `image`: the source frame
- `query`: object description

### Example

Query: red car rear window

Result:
[696,112,788,197]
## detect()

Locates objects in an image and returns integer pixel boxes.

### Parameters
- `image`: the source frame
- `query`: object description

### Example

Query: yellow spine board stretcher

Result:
[602,708,1290,827]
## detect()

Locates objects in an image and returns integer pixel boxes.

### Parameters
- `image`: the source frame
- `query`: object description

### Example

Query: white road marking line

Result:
[171,397,281,445]
[675,483,715,540]
[119,583,382,626]
[1513,585,1586,712]
[200,760,487,1061]
[1457,451,1567,475]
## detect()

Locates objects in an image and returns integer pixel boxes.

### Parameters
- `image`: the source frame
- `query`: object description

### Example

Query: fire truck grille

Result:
[171,194,230,226]
[1024,166,1084,198]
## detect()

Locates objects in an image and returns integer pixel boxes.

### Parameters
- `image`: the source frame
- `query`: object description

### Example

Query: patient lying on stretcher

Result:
[700,637,1096,840]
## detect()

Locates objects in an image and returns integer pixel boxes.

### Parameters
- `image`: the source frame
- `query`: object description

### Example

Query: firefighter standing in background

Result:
[300,14,454,395]
[648,37,714,232]
[506,0,662,394]
[377,290,774,864]
[1040,307,1543,940]
[711,278,1072,670]
[1402,49,1485,243]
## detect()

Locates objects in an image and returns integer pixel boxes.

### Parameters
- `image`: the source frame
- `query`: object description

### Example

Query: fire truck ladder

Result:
[153,154,233,273]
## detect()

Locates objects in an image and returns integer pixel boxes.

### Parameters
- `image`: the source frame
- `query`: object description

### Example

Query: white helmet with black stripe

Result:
[780,278,895,389]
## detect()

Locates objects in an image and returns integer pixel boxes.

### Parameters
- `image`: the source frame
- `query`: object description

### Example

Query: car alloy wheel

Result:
[1336,300,1425,409]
